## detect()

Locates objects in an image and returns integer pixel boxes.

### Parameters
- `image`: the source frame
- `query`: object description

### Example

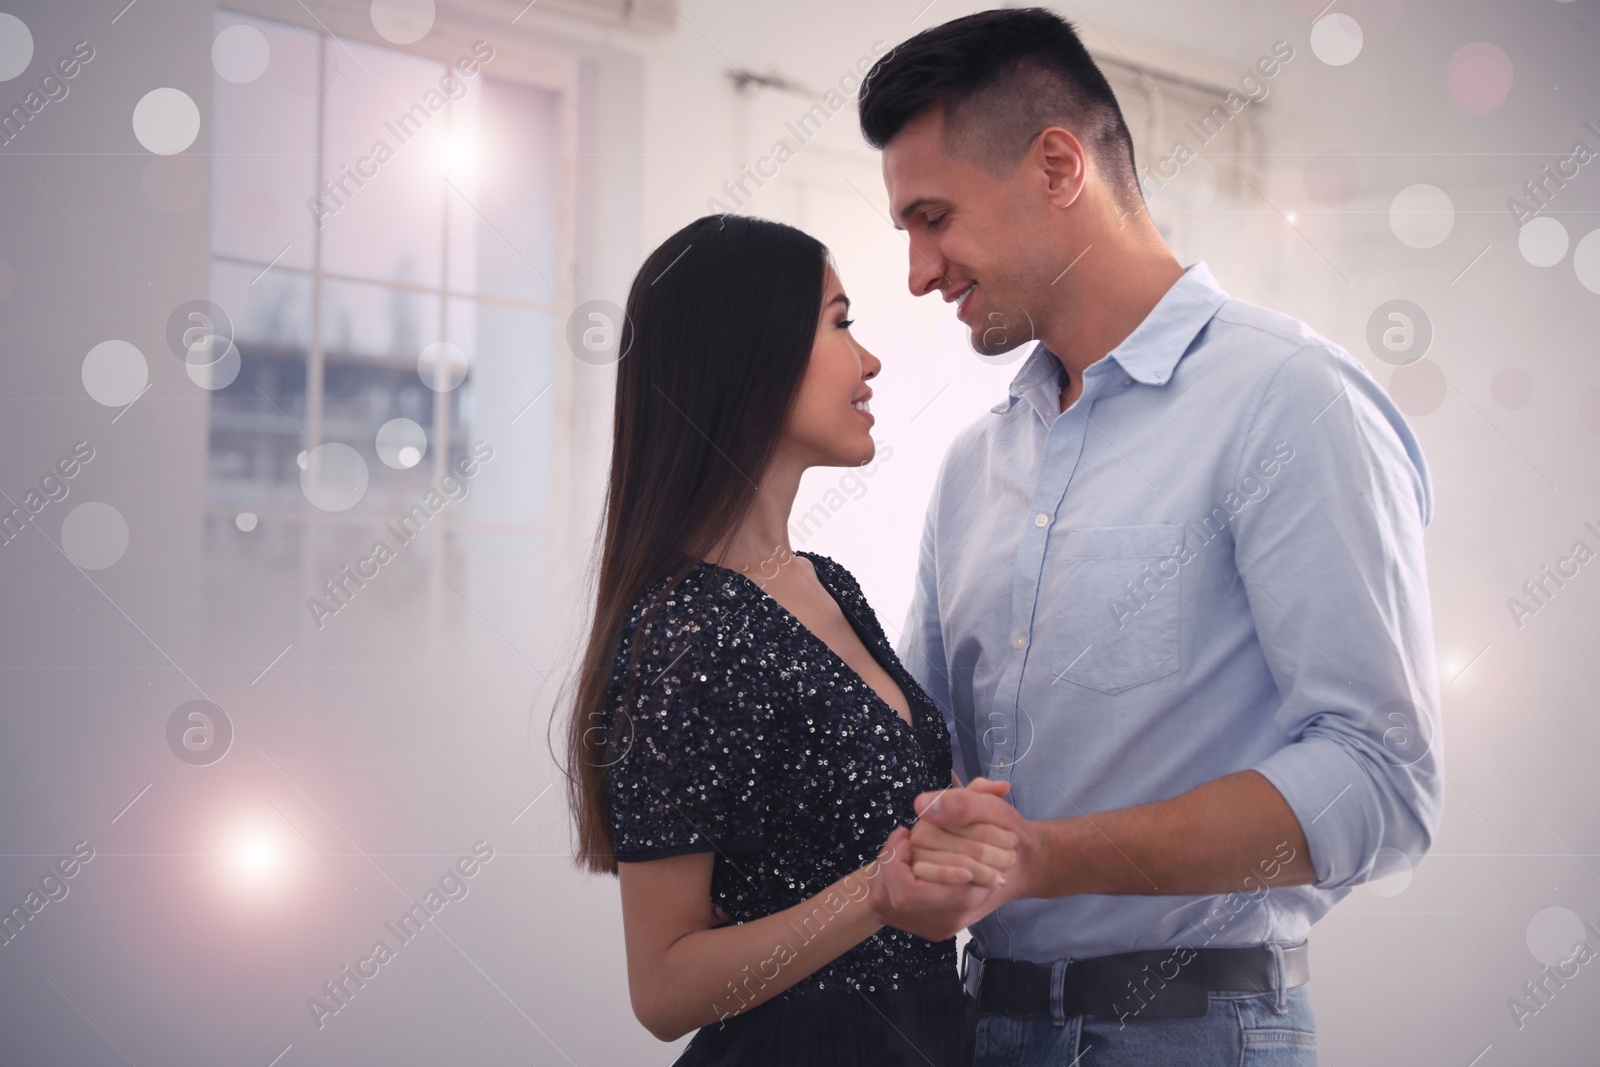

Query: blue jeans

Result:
[973,968,1317,1066]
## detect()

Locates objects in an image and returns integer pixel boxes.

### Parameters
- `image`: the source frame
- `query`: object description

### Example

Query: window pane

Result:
[321,279,445,518]
[206,262,313,512]
[443,297,555,527]
[322,276,440,363]
[447,76,562,305]
[319,37,450,287]
[210,13,316,271]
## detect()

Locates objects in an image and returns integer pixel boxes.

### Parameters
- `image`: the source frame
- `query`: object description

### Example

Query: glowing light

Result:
[439,133,477,179]
[235,833,278,875]
[219,822,296,897]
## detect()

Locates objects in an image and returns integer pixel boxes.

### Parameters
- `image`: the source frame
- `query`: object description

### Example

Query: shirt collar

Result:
[990,260,1229,416]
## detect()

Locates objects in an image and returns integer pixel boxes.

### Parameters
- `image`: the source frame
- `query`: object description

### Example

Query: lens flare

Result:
[440,132,477,180]
[220,822,295,896]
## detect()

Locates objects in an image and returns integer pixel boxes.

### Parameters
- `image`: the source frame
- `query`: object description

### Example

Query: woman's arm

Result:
[618,853,881,1041]
[618,831,1010,1042]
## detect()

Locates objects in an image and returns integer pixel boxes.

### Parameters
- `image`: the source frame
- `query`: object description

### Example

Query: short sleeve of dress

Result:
[606,589,766,863]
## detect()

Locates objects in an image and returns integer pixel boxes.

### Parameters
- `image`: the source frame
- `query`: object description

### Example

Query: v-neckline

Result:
[700,553,920,735]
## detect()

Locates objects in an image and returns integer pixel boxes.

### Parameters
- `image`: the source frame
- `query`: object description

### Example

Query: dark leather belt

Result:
[962,940,1309,1021]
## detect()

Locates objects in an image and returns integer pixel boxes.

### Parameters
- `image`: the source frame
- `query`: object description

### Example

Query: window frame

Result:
[208,2,581,640]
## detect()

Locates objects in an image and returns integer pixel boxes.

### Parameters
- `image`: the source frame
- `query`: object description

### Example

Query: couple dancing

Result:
[564,9,1442,1066]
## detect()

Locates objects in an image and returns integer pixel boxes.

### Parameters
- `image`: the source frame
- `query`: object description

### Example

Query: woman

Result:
[564,214,1016,1065]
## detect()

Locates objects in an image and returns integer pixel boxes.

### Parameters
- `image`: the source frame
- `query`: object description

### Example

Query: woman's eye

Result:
[837,317,855,329]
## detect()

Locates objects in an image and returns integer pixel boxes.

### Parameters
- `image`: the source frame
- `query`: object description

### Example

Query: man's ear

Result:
[1036,126,1088,209]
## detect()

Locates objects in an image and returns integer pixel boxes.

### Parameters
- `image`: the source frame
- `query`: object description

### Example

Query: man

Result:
[856,9,1444,1065]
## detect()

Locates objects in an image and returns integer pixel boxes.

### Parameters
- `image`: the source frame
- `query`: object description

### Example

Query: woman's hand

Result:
[865,778,1036,942]
[904,777,1019,889]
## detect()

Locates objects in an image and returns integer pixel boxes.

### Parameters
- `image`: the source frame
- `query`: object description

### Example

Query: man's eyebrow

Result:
[894,196,940,228]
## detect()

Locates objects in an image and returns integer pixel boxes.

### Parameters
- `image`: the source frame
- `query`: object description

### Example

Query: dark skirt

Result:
[671,973,976,1067]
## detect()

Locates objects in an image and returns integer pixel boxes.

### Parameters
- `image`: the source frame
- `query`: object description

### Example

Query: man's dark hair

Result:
[858,7,1142,205]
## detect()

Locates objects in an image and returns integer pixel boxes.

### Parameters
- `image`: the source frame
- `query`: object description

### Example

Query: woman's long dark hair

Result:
[566,214,828,874]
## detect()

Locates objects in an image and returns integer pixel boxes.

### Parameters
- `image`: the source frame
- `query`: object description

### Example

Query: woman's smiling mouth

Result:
[851,391,874,423]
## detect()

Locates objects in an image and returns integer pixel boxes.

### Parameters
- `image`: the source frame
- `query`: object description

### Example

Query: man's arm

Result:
[1022,768,1316,895]
[873,770,1313,942]
[1224,343,1444,891]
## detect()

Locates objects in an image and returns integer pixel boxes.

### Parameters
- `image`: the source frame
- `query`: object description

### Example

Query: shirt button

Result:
[1124,377,1133,385]
[1013,635,1026,650]
[997,757,1009,771]
[1034,513,1049,528]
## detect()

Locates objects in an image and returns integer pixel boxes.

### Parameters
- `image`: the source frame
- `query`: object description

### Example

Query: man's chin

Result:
[968,331,1033,368]
[965,305,1036,367]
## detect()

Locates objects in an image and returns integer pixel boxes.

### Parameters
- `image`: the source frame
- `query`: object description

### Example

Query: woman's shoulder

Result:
[796,551,888,638]
[796,550,868,608]
[609,563,773,751]
[617,561,755,666]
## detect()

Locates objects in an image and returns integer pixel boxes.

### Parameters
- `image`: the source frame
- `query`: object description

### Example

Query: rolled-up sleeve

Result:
[1232,343,1445,891]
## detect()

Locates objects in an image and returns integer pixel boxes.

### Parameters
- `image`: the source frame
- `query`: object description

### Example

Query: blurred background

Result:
[0,0,1597,1063]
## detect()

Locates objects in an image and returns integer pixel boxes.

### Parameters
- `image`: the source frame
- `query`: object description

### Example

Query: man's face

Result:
[881,107,1054,359]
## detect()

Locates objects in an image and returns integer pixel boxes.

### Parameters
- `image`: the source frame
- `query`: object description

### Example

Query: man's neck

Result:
[1059,368,1081,414]
[1039,236,1186,388]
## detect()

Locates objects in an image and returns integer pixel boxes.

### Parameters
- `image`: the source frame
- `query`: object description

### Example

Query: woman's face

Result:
[782,262,882,469]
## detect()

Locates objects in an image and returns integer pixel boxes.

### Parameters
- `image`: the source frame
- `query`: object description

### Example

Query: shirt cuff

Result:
[1249,735,1384,891]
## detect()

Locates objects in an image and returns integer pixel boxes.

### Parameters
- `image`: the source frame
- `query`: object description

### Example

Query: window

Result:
[203,10,575,643]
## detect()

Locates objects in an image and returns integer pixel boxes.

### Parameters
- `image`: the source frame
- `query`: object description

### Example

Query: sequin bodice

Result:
[604,551,957,999]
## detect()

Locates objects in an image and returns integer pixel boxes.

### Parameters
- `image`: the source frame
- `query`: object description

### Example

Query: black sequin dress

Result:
[604,551,976,1066]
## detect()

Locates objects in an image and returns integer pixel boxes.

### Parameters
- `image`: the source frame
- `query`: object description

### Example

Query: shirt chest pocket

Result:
[1037,523,1184,695]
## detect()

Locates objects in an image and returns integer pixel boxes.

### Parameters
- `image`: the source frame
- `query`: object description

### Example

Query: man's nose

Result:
[908,238,946,298]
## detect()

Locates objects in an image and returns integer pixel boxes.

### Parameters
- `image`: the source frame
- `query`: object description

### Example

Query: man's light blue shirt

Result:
[897,261,1445,962]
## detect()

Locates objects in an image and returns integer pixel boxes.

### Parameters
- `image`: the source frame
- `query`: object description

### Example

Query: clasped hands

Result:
[867,777,1038,942]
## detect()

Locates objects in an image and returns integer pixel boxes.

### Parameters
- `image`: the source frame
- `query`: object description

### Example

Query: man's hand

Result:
[909,777,1045,899]
[867,826,1011,941]
[867,778,1032,942]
